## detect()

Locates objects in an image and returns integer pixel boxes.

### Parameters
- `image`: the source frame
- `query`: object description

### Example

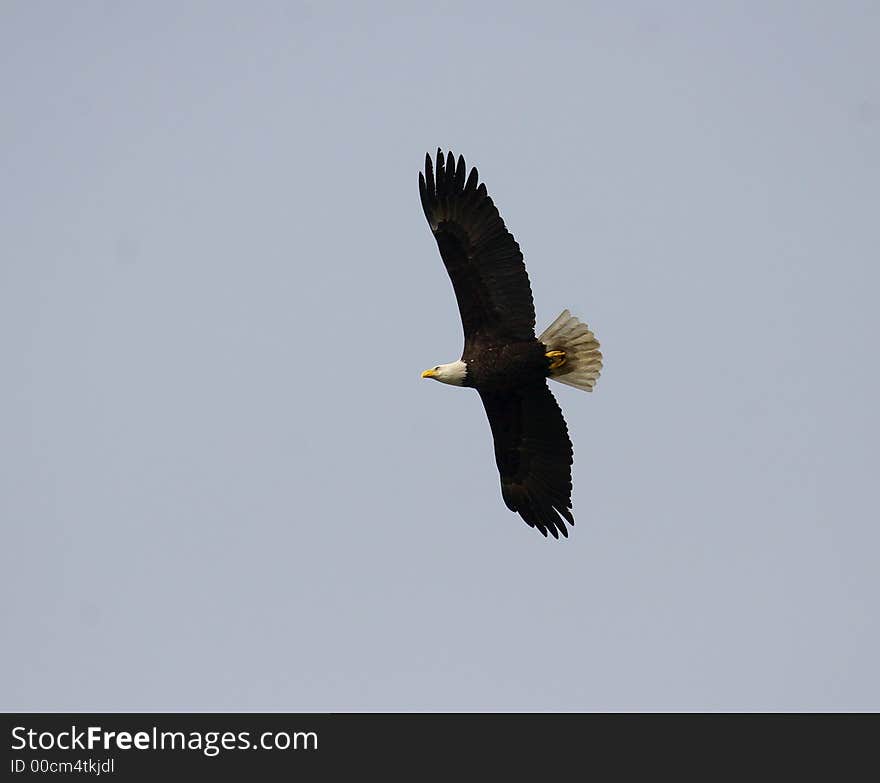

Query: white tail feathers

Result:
[539,309,603,391]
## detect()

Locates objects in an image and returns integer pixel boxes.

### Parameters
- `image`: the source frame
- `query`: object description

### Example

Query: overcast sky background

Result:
[2,2,878,711]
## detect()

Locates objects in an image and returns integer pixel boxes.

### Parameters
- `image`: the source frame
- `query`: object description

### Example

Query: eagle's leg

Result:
[546,350,566,371]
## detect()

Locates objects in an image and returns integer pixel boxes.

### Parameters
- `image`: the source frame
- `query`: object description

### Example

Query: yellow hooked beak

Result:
[421,368,437,379]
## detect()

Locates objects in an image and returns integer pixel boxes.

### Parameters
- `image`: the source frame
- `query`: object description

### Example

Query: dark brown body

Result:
[462,338,549,390]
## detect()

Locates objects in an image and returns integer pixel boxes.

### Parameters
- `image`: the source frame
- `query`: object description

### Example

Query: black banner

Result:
[2,713,876,778]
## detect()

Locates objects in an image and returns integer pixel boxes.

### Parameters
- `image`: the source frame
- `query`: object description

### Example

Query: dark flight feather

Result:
[478,384,574,538]
[419,149,536,348]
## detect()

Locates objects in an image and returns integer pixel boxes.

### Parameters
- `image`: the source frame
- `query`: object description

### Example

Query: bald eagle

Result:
[419,149,602,539]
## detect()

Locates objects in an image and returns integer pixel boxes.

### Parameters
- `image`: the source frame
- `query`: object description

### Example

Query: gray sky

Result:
[3,1,878,711]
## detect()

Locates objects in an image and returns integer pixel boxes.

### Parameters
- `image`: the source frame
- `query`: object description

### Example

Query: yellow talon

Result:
[546,350,566,370]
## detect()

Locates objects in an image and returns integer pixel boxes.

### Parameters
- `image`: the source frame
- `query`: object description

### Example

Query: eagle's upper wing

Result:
[419,149,536,347]
[478,382,575,538]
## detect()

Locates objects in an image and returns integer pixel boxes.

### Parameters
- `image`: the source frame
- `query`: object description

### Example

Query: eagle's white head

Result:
[421,360,467,386]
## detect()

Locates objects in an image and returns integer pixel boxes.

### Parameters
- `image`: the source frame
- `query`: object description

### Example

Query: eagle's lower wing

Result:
[419,149,536,348]
[478,383,575,538]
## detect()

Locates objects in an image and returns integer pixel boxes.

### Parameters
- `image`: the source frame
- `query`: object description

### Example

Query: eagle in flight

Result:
[419,149,602,538]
